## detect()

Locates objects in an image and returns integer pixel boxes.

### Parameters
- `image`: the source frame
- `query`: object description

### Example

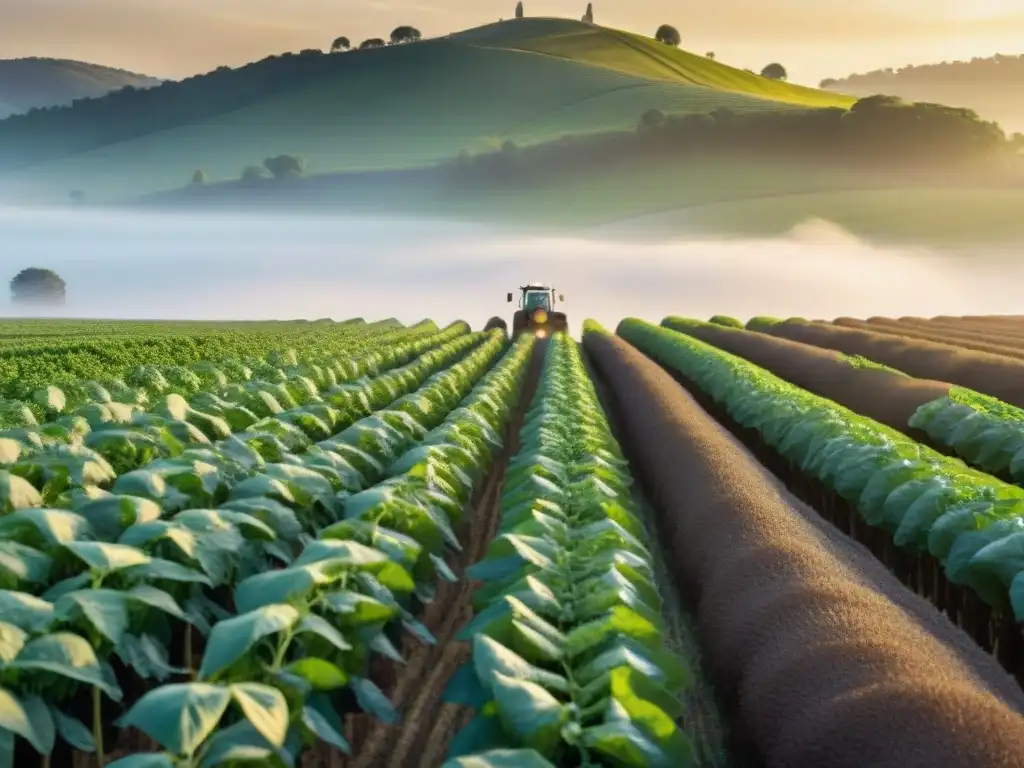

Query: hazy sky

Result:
[1,0,1022,85]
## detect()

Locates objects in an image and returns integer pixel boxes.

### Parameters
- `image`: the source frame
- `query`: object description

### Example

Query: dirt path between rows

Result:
[332,338,548,768]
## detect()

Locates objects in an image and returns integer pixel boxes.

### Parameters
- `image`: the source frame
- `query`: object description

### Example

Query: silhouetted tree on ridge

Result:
[761,63,787,80]
[515,1,524,18]
[389,26,422,44]
[655,25,681,46]
[330,36,351,52]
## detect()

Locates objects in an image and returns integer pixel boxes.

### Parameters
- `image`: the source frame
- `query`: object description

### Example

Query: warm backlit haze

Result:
[1,0,1021,84]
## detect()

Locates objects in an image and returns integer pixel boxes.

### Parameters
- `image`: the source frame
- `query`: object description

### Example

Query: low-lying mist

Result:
[0,207,1018,332]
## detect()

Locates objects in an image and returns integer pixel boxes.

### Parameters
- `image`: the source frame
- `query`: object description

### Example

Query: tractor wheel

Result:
[511,311,528,339]
[484,316,508,333]
[549,314,569,335]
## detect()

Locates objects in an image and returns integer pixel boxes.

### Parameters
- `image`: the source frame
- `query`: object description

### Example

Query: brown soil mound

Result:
[877,317,1024,345]
[756,320,1024,407]
[583,329,1024,768]
[667,321,951,434]
[833,317,1024,358]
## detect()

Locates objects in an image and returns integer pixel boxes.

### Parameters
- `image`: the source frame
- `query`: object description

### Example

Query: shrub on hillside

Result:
[655,25,681,46]
[263,154,304,178]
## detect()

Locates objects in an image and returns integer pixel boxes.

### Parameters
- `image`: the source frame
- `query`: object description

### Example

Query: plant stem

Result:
[93,685,105,767]
[184,625,194,680]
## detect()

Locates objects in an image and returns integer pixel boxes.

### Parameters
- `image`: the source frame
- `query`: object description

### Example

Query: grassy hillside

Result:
[822,54,1024,133]
[0,19,853,204]
[0,58,161,119]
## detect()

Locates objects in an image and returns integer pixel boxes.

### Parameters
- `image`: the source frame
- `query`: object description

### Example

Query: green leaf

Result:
[0,471,42,515]
[0,508,90,549]
[196,720,289,768]
[54,589,129,645]
[9,632,122,699]
[0,591,53,634]
[350,676,399,724]
[230,682,289,748]
[442,749,557,768]
[302,701,350,753]
[22,695,55,755]
[295,614,351,653]
[565,606,659,658]
[0,622,25,664]
[117,682,231,754]
[283,658,349,691]
[472,635,569,695]
[198,604,299,680]
[490,672,568,757]
[0,687,47,755]
[65,541,150,572]
[106,753,176,768]
[49,706,95,752]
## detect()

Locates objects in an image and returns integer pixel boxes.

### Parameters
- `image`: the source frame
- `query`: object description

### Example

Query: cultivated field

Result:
[2,313,1024,767]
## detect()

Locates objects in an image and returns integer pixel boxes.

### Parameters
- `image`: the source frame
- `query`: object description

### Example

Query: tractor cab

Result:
[506,282,568,338]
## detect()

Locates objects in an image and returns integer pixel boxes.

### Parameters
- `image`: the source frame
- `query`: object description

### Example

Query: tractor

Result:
[506,283,568,338]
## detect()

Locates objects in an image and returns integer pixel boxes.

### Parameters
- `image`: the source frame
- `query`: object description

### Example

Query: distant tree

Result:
[389,26,422,45]
[849,93,904,112]
[359,38,386,49]
[11,268,66,305]
[582,3,593,23]
[761,63,788,80]
[241,165,265,183]
[819,77,838,88]
[706,52,716,60]
[263,154,305,178]
[638,108,666,134]
[331,36,351,52]
[515,1,524,18]
[654,25,680,46]
[192,169,206,184]
[299,48,322,56]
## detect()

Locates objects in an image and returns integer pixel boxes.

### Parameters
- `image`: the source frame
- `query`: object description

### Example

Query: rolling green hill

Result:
[0,18,853,204]
[0,58,161,119]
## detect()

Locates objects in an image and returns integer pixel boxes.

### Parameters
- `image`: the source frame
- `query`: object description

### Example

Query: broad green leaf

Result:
[230,683,289,748]
[49,706,95,752]
[106,754,175,768]
[0,471,42,515]
[54,589,129,645]
[350,676,399,724]
[0,687,47,755]
[302,701,350,753]
[117,683,231,754]
[442,749,557,768]
[283,658,349,691]
[198,605,299,680]
[0,591,53,634]
[9,632,122,698]
[65,541,150,572]
[490,672,568,757]
[472,635,569,695]
[0,622,26,664]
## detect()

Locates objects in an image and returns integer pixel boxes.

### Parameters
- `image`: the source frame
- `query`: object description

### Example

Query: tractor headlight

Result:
[533,309,548,324]
[535,329,547,338]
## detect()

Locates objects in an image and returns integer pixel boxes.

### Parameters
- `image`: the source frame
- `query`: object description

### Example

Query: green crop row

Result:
[0,318,410,403]
[0,325,491,765]
[443,332,693,768]
[620,318,1024,621]
[100,328,521,767]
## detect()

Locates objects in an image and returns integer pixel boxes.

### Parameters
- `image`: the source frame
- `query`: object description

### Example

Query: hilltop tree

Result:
[582,3,593,23]
[390,26,422,45]
[331,36,351,52]
[11,268,66,305]
[515,1,523,18]
[359,38,386,49]
[263,154,304,178]
[761,63,788,80]
[706,51,716,60]
[638,108,666,134]
[654,25,680,46]
[192,169,206,184]
[241,165,264,183]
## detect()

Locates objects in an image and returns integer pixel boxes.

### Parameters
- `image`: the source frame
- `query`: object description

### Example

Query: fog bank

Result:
[0,207,1017,331]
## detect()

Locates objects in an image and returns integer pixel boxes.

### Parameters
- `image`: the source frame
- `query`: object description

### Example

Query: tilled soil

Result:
[583,330,1024,768]
[332,339,548,768]
[833,317,1024,358]
[872,317,1024,345]
[754,319,1024,407]
[666,321,952,437]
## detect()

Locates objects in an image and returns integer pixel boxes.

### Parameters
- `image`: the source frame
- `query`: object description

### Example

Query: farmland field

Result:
[3,313,1024,767]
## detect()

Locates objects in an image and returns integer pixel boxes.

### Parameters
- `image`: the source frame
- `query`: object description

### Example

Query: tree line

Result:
[446,94,1021,185]
[821,54,1024,90]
